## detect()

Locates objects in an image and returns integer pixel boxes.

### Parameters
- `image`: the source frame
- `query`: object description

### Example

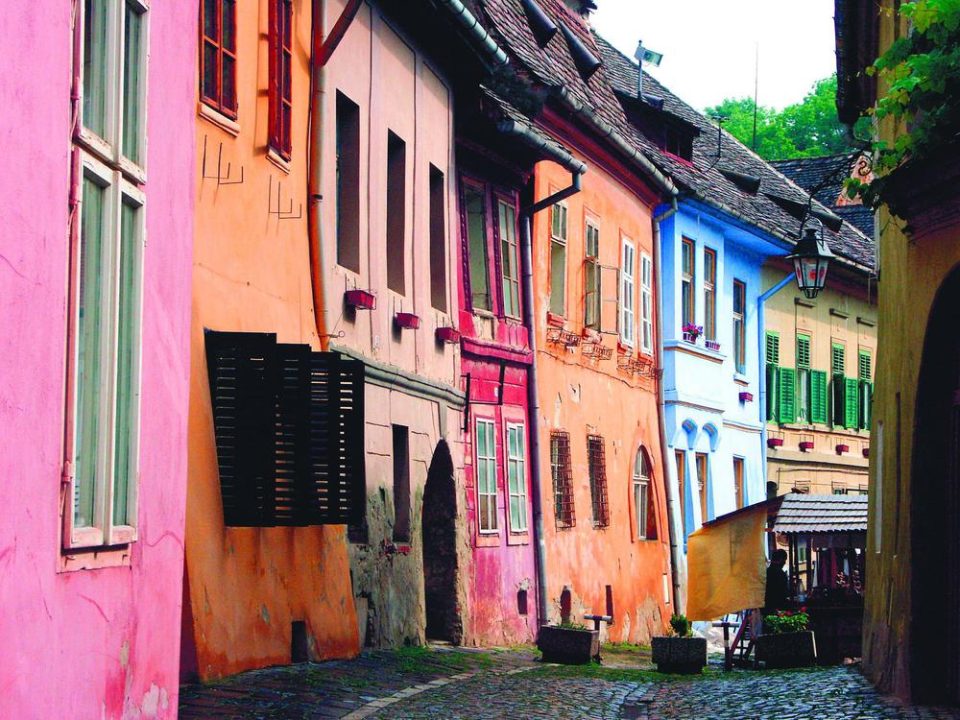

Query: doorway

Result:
[911,264,960,704]
[422,441,461,643]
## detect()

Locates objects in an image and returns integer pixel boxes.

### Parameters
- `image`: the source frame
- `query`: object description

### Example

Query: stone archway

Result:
[422,441,461,643]
[911,263,960,704]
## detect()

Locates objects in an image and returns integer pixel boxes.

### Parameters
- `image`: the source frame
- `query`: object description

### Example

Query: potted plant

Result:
[682,324,703,344]
[756,608,817,669]
[537,622,600,665]
[651,614,706,674]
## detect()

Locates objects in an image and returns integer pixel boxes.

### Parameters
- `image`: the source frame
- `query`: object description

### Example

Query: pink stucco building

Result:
[0,0,196,717]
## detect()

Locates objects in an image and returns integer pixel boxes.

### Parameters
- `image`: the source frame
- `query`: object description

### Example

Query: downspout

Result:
[757,272,794,496]
[652,197,682,611]
[308,0,363,351]
[501,120,586,630]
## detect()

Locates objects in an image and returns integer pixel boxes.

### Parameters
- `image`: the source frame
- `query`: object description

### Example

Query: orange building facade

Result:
[532,146,674,643]
[181,0,359,681]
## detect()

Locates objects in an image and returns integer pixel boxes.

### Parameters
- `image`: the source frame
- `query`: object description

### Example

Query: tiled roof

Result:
[594,33,875,271]
[771,493,868,534]
[771,155,875,238]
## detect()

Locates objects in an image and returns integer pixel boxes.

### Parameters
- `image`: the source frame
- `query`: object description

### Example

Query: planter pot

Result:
[394,312,421,330]
[739,391,754,403]
[537,625,600,665]
[344,289,376,310]
[705,340,721,351]
[755,631,817,669]
[767,438,784,448]
[862,448,870,458]
[682,332,700,344]
[799,441,815,452]
[835,443,850,455]
[651,636,707,674]
[435,326,460,344]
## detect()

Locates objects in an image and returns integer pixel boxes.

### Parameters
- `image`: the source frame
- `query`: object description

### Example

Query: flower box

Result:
[394,312,420,330]
[344,289,376,310]
[537,625,600,665]
[739,391,754,403]
[435,326,460,344]
[799,441,815,452]
[836,443,850,455]
[705,340,721,351]
[767,438,784,448]
[756,630,817,669]
[682,332,700,343]
[651,636,707,674]
[862,448,870,458]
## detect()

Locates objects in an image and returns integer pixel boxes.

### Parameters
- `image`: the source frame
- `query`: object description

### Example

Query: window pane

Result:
[203,0,218,39]
[122,3,144,164]
[76,178,107,528]
[222,0,236,51]
[550,241,566,315]
[202,41,219,101]
[113,200,141,527]
[83,0,109,136]
[499,201,519,317]
[222,54,237,113]
[464,187,490,310]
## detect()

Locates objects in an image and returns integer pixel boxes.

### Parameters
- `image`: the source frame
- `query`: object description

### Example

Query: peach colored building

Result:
[181,0,358,681]
[317,1,471,648]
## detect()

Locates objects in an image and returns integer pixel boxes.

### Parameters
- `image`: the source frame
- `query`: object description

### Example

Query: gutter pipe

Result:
[652,197,682,612]
[757,272,794,497]
[431,0,510,67]
[501,119,586,630]
[554,86,677,197]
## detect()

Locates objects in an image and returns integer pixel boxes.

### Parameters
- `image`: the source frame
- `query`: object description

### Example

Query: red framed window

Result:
[587,434,610,528]
[200,0,238,119]
[269,0,293,158]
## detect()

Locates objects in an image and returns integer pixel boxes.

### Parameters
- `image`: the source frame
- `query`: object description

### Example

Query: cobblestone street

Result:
[179,646,960,720]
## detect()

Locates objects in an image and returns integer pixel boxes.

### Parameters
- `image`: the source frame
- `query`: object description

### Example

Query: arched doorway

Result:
[911,264,960,704]
[422,441,462,643]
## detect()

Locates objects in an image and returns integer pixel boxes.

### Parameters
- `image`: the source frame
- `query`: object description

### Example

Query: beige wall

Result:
[762,262,877,496]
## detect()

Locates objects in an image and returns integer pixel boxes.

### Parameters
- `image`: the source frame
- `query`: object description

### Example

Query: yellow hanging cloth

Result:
[685,503,768,620]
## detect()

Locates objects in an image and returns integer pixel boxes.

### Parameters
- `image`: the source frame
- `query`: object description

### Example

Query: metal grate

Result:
[587,434,610,528]
[551,431,576,528]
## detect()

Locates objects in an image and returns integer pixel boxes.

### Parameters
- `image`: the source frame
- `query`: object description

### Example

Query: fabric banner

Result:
[686,504,768,620]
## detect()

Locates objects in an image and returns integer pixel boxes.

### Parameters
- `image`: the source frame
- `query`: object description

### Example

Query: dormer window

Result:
[559,22,601,81]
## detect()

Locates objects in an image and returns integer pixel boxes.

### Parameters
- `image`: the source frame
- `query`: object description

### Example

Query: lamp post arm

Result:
[757,271,794,498]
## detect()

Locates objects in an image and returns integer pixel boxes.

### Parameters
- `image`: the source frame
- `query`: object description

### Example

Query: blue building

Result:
[596,37,873,563]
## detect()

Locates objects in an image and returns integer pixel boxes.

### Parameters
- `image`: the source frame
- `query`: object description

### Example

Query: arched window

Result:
[633,447,657,540]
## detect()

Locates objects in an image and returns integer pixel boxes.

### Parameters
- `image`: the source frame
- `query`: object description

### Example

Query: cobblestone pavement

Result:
[180,647,960,720]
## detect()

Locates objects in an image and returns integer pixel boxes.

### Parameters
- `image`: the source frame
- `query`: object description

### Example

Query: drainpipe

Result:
[652,198,682,612]
[431,0,510,67]
[757,272,794,496]
[503,121,586,630]
[308,0,363,351]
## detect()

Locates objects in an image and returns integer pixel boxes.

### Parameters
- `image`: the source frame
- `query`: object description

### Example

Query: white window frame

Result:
[66,0,149,550]
[549,202,568,317]
[633,449,651,540]
[620,238,636,347]
[505,423,528,532]
[640,253,653,354]
[475,417,499,534]
[584,218,601,329]
[78,0,150,183]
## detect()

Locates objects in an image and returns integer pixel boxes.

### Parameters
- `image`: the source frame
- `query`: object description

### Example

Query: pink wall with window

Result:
[0,0,195,716]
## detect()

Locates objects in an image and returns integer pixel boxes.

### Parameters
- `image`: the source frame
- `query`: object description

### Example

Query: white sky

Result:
[591,0,839,111]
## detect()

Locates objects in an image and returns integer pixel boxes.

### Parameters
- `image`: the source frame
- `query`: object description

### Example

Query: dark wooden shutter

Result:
[206,331,278,526]
[207,331,365,527]
[832,373,846,427]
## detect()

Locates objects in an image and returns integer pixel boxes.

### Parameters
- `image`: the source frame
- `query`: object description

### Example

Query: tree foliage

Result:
[705,76,866,161]
[845,0,960,206]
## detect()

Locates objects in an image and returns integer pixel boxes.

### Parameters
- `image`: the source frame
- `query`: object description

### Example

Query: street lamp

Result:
[786,216,836,299]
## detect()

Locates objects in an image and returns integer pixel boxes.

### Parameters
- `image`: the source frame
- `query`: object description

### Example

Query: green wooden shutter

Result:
[832,374,846,427]
[858,351,872,381]
[810,370,828,424]
[766,332,780,364]
[796,334,811,369]
[766,364,780,421]
[845,377,859,428]
[860,380,874,429]
[779,368,796,423]
[832,344,845,375]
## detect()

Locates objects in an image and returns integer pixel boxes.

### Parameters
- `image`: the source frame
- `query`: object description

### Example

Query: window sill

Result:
[475,531,501,548]
[733,373,750,386]
[664,339,725,363]
[546,312,566,328]
[198,102,240,137]
[59,544,132,573]
[267,147,292,174]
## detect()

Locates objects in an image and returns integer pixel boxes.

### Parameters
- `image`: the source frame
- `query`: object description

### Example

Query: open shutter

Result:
[810,370,828,424]
[832,374,846,427]
[766,364,780,421]
[845,377,859,428]
[275,342,313,525]
[599,264,620,335]
[778,367,796,424]
[206,331,278,526]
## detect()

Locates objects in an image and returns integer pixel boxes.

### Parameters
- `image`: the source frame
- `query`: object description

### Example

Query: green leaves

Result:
[705,76,861,161]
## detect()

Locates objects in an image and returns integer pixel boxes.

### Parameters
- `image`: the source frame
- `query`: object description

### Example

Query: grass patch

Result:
[603,642,652,654]
[392,645,494,674]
